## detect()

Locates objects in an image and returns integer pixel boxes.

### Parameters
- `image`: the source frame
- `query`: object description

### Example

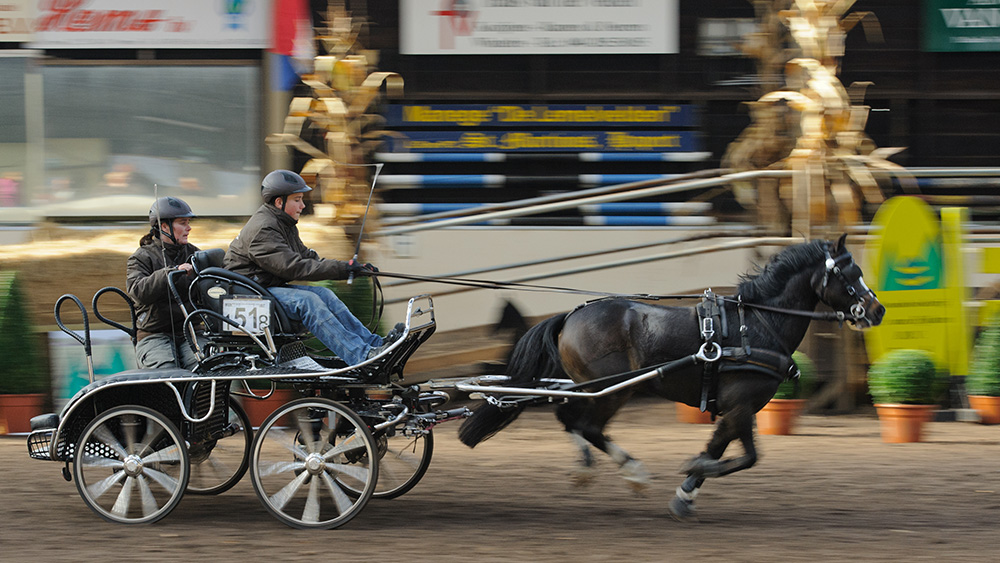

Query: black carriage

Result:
[26,249,469,529]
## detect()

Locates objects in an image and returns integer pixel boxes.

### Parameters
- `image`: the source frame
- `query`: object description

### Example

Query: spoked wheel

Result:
[344,427,433,500]
[249,398,378,529]
[73,405,189,524]
[187,401,252,495]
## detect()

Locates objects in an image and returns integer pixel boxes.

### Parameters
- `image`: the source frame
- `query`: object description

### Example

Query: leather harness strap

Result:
[696,291,799,418]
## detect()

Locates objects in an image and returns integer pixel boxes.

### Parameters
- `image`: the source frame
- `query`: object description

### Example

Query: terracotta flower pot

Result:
[756,398,807,435]
[240,388,300,428]
[0,393,47,434]
[675,402,713,424]
[874,404,935,443]
[968,395,1000,425]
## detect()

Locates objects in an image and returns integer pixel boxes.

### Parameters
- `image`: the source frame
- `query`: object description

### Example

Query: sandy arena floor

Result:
[2,400,999,562]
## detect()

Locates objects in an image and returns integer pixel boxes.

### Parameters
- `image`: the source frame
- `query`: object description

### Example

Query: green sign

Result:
[924,0,1000,52]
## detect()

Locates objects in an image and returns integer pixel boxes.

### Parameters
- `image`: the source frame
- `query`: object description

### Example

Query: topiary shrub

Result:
[969,317,1000,397]
[0,271,47,394]
[867,349,942,405]
[774,351,816,400]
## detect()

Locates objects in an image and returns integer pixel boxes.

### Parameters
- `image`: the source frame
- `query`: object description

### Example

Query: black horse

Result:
[459,234,885,521]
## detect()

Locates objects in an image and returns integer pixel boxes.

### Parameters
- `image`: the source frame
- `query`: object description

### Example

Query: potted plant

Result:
[757,351,815,435]
[675,401,714,424]
[967,318,1000,424]
[0,271,49,434]
[867,349,943,443]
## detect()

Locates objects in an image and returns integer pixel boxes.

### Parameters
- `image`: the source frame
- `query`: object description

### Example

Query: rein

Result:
[371,268,862,324]
[372,269,702,301]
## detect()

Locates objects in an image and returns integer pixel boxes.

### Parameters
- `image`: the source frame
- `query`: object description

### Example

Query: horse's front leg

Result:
[681,410,758,479]
[669,411,758,521]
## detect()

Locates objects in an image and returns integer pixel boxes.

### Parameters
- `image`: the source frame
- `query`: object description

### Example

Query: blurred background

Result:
[2,0,1000,416]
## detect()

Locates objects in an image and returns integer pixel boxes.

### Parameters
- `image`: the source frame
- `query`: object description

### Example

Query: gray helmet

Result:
[261,169,312,203]
[148,196,196,227]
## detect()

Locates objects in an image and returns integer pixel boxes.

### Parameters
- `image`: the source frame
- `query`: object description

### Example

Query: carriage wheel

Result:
[342,427,434,500]
[187,401,252,495]
[73,405,189,524]
[249,398,378,529]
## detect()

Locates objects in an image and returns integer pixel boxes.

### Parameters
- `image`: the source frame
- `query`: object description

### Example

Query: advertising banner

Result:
[400,0,679,55]
[924,0,1000,52]
[863,197,970,375]
[28,0,268,49]
[391,130,700,153]
[0,0,33,42]
[49,330,137,408]
[385,104,697,128]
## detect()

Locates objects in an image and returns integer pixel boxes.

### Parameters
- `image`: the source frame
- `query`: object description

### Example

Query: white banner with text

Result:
[400,0,678,55]
[27,0,269,49]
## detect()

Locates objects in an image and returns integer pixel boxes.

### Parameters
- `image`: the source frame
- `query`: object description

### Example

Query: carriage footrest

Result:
[27,429,54,460]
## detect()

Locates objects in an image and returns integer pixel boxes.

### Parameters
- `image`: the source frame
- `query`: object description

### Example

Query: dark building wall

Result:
[347,0,1000,169]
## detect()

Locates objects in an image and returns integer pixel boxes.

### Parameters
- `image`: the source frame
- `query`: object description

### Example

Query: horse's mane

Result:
[737,240,827,302]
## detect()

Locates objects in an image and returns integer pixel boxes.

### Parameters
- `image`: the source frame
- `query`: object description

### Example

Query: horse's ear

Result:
[835,233,848,253]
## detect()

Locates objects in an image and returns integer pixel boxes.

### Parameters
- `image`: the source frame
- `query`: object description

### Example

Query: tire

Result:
[186,401,252,495]
[249,398,378,529]
[73,405,189,524]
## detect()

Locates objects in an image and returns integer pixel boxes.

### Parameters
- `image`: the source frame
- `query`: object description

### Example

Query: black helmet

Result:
[261,170,312,203]
[148,196,196,227]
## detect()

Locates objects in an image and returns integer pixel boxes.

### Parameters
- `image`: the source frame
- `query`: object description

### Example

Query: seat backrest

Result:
[192,248,225,273]
[189,267,297,338]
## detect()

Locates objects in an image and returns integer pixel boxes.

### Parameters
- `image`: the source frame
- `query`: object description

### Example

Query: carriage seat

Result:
[188,249,298,337]
[192,248,225,272]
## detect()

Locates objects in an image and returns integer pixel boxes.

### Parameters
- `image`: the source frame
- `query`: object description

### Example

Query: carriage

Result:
[26,248,470,529]
[26,235,884,526]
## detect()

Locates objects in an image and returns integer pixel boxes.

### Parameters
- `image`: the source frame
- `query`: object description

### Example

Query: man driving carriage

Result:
[126,196,206,370]
[223,169,401,365]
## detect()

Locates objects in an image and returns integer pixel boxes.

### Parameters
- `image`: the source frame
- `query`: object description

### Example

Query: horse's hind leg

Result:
[557,399,651,491]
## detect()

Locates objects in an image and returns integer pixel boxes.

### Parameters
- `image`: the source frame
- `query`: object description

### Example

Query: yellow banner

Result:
[864,197,970,375]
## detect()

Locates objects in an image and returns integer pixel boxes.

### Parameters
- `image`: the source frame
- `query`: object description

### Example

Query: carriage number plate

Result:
[222,298,271,335]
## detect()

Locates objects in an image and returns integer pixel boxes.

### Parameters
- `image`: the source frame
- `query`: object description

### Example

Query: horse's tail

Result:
[458,313,568,448]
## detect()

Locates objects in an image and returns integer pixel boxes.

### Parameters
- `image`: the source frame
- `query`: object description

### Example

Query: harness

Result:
[690,242,869,417]
[694,290,799,417]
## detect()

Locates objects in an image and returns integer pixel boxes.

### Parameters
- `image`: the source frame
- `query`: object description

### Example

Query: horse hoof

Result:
[619,460,651,493]
[571,466,598,488]
[668,496,699,523]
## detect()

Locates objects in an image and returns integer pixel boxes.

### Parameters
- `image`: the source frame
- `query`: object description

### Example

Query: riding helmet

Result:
[261,169,313,203]
[148,196,196,227]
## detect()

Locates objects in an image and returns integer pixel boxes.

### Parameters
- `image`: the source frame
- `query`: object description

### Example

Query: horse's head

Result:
[815,234,885,329]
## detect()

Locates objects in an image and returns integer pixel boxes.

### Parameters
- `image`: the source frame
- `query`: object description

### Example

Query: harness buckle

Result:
[701,316,715,341]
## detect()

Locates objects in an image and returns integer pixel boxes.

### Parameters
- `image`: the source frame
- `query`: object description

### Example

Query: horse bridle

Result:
[819,243,870,324]
[721,244,871,326]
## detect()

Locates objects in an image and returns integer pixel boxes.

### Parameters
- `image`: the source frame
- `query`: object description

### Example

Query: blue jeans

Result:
[269,285,381,365]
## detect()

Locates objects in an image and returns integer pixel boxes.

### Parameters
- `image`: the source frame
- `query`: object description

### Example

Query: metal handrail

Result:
[374,169,794,236]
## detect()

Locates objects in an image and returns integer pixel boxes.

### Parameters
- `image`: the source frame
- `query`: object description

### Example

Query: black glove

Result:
[347,260,378,276]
